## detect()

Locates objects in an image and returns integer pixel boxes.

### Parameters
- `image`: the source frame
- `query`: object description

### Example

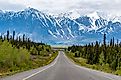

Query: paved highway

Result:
[1,51,121,80]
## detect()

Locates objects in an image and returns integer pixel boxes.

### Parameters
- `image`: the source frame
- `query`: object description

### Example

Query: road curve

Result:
[1,51,121,80]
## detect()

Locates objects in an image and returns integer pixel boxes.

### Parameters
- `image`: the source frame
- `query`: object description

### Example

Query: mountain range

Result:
[0,8,121,45]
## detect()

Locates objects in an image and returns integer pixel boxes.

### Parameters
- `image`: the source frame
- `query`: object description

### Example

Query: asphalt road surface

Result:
[1,51,121,80]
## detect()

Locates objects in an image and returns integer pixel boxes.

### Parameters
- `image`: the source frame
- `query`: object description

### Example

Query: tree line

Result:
[68,33,121,71]
[0,30,51,56]
[0,30,57,75]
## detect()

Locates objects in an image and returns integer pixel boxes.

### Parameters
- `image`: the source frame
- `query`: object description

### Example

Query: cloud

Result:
[0,0,26,11]
[0,0,121,15]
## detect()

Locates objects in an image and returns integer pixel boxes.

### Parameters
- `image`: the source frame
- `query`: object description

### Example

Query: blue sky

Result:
[0,0,121,15]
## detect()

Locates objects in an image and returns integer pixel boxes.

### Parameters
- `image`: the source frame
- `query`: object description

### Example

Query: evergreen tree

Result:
[94,41,100,64]
[103,33,107,63]
[67,32,121,72]
[13,31,15,41]
[23,34,25,42]
[110,39,113,46]
[0,34,2,40]
[113,37,115,46]
[103,33,106,46]
[7,30,9,41]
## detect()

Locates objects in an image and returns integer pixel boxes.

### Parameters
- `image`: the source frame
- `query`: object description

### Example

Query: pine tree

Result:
[94,41,100,64]
[23,34,25,42]
[13,31,15,41]
[87,44,93,64]
[110,39,113,46]
[0,34,2,40]
[113,37,114,46]
[103,33,107,63]
[103,33,106,46]
[67,32,121,72]
[7,30,9,41]
[84,44,88,58]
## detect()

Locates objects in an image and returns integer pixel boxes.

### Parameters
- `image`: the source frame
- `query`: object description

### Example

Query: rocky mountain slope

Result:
[0,8,121,45]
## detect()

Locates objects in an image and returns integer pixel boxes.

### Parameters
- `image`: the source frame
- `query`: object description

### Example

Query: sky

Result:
[0,0,121,15]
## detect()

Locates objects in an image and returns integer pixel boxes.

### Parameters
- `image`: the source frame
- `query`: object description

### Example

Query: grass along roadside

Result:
[0,40,58,77]
[65,51,121,76]
[0,51,58,77]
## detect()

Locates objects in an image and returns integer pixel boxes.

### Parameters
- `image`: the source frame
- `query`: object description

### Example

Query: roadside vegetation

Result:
[66,33,121,75]
[0,30,58,77]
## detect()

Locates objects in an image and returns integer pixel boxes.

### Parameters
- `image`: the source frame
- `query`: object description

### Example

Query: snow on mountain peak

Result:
[1,8,121,45]
[86,12,100,30]
[53,9,81,20]
[25,7,38,12]
[24,7,45,15]
[67,10,81,19]
[87,11,100,20]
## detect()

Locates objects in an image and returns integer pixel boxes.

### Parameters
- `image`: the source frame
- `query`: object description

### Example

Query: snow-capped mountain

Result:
[0,8,121,45]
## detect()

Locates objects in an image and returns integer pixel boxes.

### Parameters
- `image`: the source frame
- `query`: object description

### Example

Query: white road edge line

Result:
[22,52,60,80]
[63,52,116,80]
